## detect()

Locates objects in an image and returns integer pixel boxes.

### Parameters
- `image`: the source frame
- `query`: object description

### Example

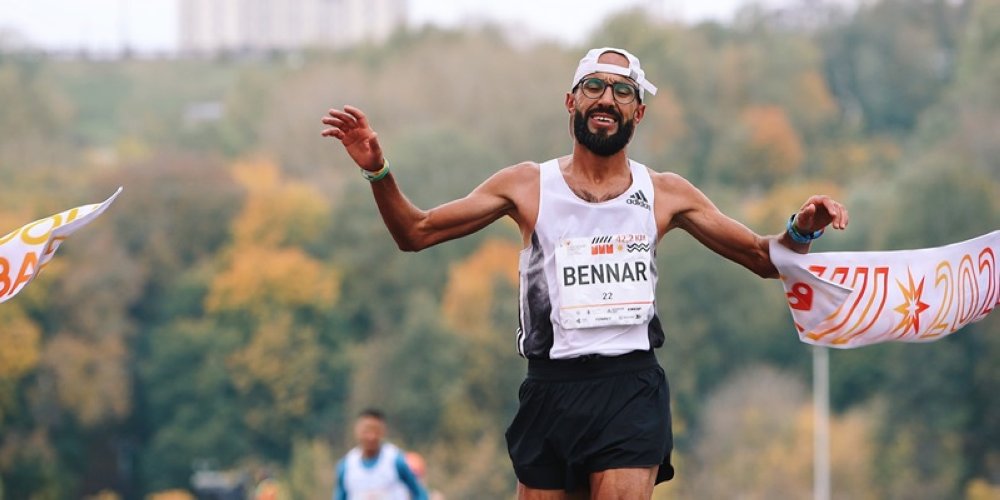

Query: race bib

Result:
[555,234,655,329]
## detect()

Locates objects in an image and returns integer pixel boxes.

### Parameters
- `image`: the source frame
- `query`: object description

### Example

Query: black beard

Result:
[573,107,634,157]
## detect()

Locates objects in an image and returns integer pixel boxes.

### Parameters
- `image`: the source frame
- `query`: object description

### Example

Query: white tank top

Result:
[342,443,410,500]
[517,158,665,359]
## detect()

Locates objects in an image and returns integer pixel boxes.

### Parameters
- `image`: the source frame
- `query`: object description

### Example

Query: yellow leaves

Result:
[825,406,880,498]
[967,479,1000,500]
[742,180,844,230]
[206,246,339,315]
[115,136,152,165]
[687,365,877,498]
[817,138,902,182]
[716,45,754,105]
[287,437,336,500]
[430,433,510,499]
[434,238,524,496]
[742,105,805,178]
[227,314,322,429]
[791,71,837,127]
[0,305,40,425]
[208,160,340,434]
[0,307,41,380]
[640,86,688,157]
[440,239,519,335]
[231,158,281,191]
[42,333,130,427]
[230,159,331,247]
[82,490,122,500]
[0,428,57,471]
[145,491,195,500]
[207,158,340,317]
[0,209,32,238]
[708,104,805,188]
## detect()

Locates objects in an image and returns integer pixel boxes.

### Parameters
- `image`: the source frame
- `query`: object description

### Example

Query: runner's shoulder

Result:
[646,168,698,195]
[506,161,542,176]
[486,161,541,187]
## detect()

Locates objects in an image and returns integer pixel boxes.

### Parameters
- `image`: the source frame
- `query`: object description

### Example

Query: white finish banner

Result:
[770,231,1000,348]
[0,188,122,304]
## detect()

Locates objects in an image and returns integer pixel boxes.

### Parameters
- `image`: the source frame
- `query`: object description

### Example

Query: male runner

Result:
[321,47,848,499]
[335,409,428,500]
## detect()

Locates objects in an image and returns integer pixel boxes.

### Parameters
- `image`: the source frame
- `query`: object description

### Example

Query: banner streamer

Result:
[770,231,1000,348]
[0,187,122,305]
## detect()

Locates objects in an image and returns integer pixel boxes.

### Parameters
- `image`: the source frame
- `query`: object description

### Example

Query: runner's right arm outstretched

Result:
[322,105,535,251]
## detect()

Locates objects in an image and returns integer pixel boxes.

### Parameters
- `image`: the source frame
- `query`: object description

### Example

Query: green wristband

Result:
[362,159,390,182]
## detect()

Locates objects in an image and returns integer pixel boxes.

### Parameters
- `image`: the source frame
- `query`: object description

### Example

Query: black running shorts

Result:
[504,350,674,492]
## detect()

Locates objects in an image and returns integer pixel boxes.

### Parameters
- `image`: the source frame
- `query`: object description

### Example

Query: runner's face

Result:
[354,416,385,455]
[568,52,645,156]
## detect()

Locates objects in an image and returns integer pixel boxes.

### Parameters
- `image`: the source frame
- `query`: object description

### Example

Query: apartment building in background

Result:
[178,0,407,54]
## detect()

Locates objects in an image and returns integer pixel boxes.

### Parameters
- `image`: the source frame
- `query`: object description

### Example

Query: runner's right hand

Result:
[321,105,384,172]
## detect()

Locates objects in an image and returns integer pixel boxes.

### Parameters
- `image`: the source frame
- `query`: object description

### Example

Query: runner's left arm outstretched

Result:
[652,170,848,278]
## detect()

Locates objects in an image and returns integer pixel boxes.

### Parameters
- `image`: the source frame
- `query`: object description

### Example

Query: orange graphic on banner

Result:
[890,269,930,337]
[980,248,998,315]
[955,255,980,330]
[925,261,956,339]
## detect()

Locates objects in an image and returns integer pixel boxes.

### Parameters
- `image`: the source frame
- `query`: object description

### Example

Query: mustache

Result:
[585,106,623,122]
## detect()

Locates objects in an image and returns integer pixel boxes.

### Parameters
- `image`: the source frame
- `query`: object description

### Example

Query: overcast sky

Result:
[0,0,833,53]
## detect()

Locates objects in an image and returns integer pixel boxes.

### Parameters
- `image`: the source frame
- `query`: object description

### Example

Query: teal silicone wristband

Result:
[786,213,823,244]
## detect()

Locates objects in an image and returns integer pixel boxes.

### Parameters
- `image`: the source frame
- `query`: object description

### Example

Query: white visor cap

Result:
[572,47,658,100]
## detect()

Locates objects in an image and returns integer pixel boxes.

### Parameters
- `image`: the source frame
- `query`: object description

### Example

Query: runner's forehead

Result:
[580,73,637,85]
[597,51,629,66]
[356,415,385,428]
[581,52,636,86]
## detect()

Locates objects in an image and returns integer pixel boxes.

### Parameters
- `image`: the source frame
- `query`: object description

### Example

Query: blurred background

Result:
[0,0,998,498]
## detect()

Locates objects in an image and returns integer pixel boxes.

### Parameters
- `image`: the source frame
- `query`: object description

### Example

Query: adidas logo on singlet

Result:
[626,189,650,210]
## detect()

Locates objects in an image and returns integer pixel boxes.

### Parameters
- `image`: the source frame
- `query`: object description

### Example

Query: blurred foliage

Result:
[0,1,997,498]
[681,365,878,499]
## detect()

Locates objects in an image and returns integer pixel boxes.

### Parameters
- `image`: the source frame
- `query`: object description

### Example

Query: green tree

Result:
[820,0,964,133]
[138,319,249,491]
